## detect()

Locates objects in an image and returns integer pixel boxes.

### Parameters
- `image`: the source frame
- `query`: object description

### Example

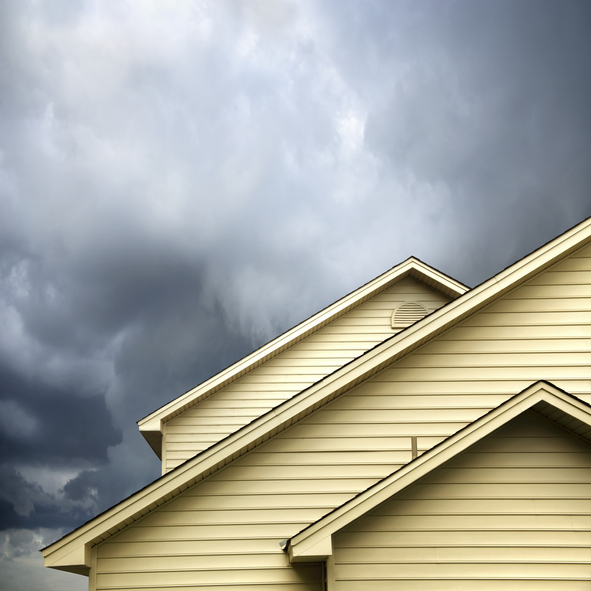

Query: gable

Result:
[163,275,453,472]
[331,410,591,590]
[42,217,591,577]
[288,381,591,563]
[140,258,467,461]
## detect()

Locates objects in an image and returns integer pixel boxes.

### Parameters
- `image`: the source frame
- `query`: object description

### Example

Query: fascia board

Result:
[289,382,591,562]
[46,217,591,570]
[138,258,468,439]
[490,216,591,289]
[406,257,470,299]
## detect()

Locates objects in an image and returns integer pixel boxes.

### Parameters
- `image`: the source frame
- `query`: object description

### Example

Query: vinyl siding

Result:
[163,277,450,472]
[94,245,591,590]
[332,410,591,590]
[96,396,417,590]
[331,241,591,453]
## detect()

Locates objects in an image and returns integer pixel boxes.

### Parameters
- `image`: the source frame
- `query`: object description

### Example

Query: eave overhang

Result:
[288,381,591,563]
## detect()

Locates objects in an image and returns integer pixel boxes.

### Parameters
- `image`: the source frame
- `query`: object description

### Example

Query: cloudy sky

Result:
[1,1,590,589]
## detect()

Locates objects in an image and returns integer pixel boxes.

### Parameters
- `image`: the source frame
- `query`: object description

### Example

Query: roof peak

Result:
[288,380,591,563]
[138,255,467,456]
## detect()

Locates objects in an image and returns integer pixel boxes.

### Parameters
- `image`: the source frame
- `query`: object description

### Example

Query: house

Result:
[43,218,591,590]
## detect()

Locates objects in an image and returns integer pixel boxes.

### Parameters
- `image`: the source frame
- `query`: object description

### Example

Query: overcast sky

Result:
[1,1,590,589]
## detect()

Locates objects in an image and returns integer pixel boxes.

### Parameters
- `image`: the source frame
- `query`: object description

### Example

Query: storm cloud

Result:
[1,1,590,589]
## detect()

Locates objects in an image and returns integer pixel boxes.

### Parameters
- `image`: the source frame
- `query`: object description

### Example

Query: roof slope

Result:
[287,380,591,562]
[43,215,591,574]
[139,257,468,456]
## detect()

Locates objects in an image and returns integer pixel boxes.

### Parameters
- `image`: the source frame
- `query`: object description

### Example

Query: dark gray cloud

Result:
[0,362,121,466]
[319,0,591,282]
[0,1,590,589]
[0,466,93,532]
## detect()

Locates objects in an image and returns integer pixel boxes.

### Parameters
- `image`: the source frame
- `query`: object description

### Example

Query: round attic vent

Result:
[391,301,428,329]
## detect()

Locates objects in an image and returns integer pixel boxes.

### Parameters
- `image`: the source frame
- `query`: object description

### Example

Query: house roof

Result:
[138,257,469,457]
[42,215,591,574]
[287,380,591,563]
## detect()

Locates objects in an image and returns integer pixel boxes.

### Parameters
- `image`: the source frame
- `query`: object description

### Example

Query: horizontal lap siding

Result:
[341,244,591,454]
[332,411,591,591]
[96,411,413,591]
[96,246,591,590]
[164,278,450,471]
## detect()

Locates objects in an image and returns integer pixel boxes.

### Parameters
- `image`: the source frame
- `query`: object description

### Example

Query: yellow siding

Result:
[96,416,413,590]
[96,394,419,590]
[164,277,450,471]
[330,242,591,453]
[95,245,591,590]
[332,411,591,590]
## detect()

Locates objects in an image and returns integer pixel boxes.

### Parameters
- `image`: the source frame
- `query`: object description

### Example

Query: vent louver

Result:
[391,301,428,329]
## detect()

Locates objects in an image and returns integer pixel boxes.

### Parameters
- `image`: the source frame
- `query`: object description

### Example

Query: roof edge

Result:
[138,256,468,446]
[288,381,591,563]
[44,216,591,571]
